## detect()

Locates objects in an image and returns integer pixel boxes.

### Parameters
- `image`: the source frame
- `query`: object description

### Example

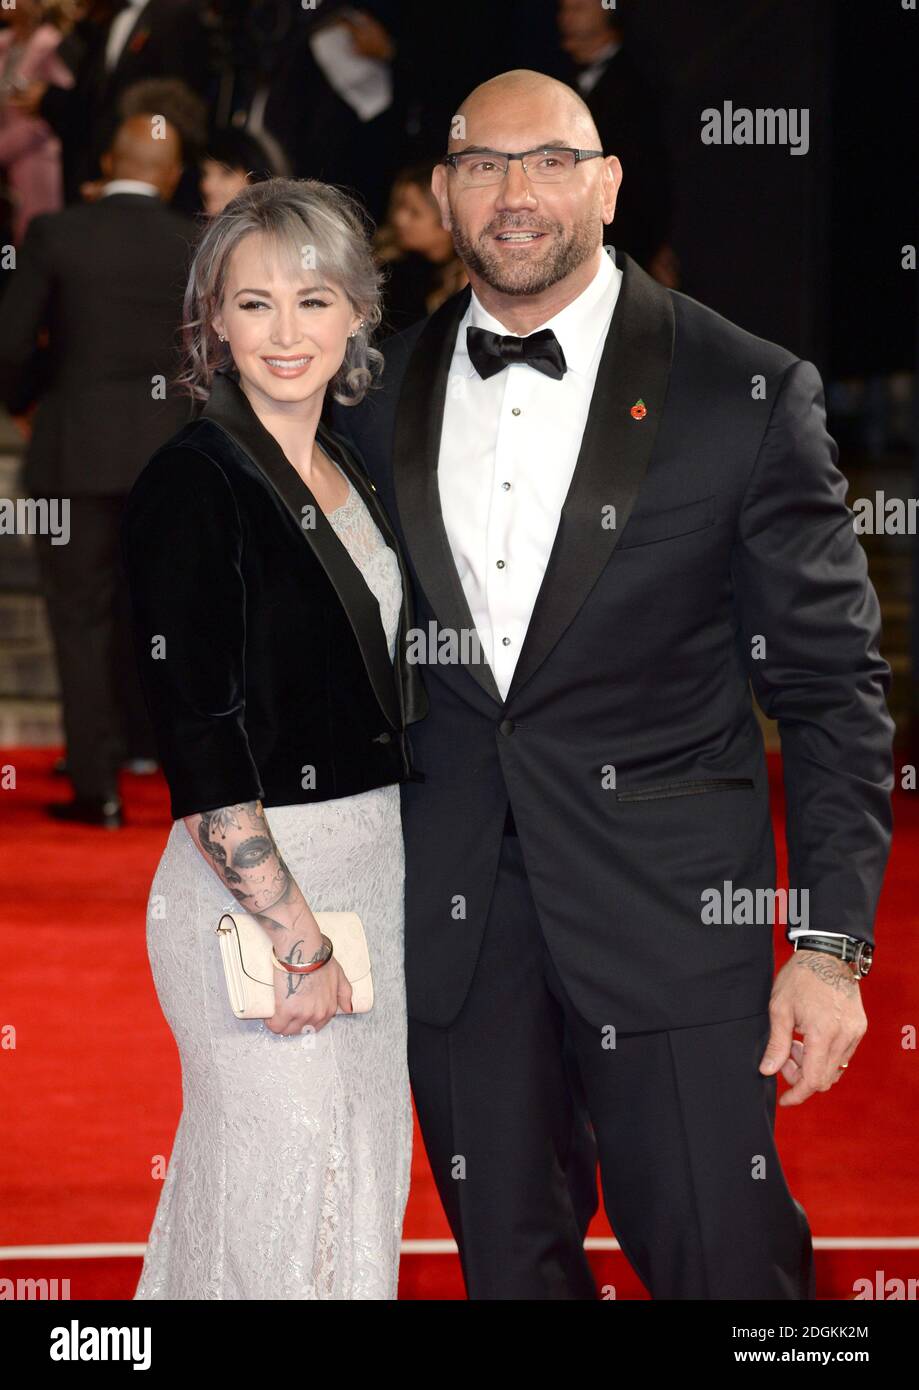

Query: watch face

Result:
[855,943,873,977]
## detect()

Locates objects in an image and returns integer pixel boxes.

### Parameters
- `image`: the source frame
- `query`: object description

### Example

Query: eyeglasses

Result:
[443,146,605,187]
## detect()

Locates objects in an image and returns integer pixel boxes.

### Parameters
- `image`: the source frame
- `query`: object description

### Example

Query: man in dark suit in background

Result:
[36,0,213,205]
[556,0,675,281]
[0,115,195,826]
[332,69,894,1298]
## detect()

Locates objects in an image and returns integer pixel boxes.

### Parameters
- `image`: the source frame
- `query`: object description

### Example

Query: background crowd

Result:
[0,0,913,823]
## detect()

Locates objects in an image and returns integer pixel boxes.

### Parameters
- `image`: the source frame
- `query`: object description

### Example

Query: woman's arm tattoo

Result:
[184,800,303,926]
[182,801,327,998]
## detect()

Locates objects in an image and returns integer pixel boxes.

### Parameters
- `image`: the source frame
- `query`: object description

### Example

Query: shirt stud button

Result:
[511,407,521,416]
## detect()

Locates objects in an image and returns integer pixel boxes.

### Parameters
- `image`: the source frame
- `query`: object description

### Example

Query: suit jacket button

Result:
[499,719,515,736]
[375,730,391,743]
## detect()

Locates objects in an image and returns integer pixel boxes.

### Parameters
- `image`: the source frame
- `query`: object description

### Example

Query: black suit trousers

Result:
[33,495,156,799]
[407,833,817,1300]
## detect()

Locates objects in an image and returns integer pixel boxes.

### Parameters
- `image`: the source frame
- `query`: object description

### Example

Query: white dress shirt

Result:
[105,0,149,71]
[100,179,158,197]
[574,38,622,95]
[438,244,622,700]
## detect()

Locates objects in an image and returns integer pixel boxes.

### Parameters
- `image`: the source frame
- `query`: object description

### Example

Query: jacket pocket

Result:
[615,777,754,803]
[617,495,716,549]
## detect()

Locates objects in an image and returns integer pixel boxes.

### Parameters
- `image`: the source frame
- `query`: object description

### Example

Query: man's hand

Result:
[79,179,106,203]
[759,949,866,1106]
[340,12,395,62]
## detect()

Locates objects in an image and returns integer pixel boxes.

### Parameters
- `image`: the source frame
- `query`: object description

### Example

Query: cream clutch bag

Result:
[215,910,373,1019]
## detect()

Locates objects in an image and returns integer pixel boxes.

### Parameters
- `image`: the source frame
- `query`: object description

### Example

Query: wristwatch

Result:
[793,935,874,980]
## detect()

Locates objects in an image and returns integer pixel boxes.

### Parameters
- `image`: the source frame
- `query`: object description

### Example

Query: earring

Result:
[349,319,365,340]
[218,332,227,342]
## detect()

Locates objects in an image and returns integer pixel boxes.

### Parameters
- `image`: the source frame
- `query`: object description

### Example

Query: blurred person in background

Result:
[252,2,395,224]
[58,74,211,219]
[35,0,213,204]
[199,126,273,216]
[116,74,209,215]
[0,114,195,826]
[0,0,76,246]
[375,161,466,334]
[4,74,206,450]
[556,0,677,285]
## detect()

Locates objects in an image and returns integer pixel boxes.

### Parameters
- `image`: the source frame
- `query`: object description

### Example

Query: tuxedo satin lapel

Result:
[504,250,675,703]
[392,286,504,706]
[201,373,401,728]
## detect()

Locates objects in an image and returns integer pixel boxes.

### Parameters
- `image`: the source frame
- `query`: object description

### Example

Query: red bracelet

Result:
[272,934,333,974]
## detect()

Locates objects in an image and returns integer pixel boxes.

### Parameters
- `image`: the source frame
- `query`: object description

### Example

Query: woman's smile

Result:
[260,353,314,377]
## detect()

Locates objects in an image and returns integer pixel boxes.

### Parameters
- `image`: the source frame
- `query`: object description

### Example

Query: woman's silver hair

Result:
[176,177,384,405]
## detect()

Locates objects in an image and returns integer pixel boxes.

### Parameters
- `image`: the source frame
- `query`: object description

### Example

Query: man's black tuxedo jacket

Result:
[0,192,196,497]
[331,247,895,1033]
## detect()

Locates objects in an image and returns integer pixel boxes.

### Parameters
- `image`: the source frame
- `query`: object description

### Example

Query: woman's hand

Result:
[7,79,46,115]
[266,952,354,1036]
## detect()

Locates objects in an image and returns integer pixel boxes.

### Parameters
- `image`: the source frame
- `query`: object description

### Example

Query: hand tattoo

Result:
[793,950,859,996]
[275,936,329,998]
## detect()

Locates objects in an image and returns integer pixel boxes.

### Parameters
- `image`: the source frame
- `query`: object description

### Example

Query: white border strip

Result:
[2,1237,919,1259]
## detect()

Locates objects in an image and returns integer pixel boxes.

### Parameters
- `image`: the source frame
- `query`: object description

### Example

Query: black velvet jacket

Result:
[120,369,428,821]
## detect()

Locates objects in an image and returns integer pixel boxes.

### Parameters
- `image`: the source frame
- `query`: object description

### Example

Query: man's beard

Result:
[449,209,599,297]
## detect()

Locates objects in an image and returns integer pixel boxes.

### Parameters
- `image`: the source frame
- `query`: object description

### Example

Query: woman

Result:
[199,128,274,217]
[375,161,466,334]
[121,177,427,1299]
[0,0,75,244]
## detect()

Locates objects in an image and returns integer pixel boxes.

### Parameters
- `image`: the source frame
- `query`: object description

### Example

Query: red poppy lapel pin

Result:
[129,28,151,55]
[630,399,648,420]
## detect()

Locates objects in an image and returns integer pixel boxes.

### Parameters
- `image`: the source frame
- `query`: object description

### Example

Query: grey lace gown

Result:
[133,469,412,1300]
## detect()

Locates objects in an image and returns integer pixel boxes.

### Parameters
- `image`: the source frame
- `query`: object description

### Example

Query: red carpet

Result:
[1,748,916,1299]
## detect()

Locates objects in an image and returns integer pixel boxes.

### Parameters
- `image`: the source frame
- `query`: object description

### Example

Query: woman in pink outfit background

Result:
[0,0,75,245]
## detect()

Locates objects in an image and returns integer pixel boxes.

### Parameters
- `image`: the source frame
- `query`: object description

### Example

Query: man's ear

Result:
[602,156,622,226]
[431,164,451,230]
[99,149,113,179]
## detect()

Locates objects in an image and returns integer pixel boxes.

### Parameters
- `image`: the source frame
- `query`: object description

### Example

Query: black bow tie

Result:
[466,325,568,381]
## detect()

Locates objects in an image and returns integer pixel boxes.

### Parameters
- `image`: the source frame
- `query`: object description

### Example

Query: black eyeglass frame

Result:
[442,146,606,179]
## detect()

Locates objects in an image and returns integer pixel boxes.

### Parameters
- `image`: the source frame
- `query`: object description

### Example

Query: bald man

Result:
[332,70,893,1299]
[0,114,196,825]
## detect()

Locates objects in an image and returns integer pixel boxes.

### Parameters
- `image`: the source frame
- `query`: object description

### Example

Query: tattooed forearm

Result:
[793,950,859,995]
[182,799,322,944]
[196,800,292,917]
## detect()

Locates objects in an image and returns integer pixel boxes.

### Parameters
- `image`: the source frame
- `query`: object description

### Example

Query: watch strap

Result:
[793,935,873,978]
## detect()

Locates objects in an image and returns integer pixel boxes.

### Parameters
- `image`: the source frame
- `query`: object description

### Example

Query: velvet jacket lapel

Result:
[201,370,426,730]
[392,247,675,707]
